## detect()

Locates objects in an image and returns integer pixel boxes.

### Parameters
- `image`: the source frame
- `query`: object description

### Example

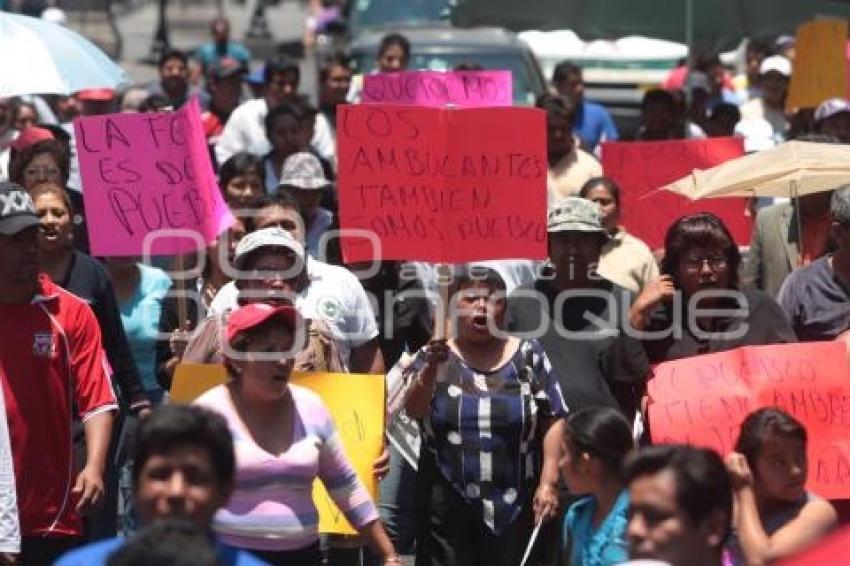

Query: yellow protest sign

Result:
[297,372,385,535]
[170,363,228,403]
[786,19,848,111]
[170,364,385,536]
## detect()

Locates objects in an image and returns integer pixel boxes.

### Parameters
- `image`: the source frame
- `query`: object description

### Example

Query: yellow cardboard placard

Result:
[786,19,848,111]
[171,364,385,535]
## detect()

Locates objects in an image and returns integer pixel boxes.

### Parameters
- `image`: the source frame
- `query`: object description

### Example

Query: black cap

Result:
[0,182,40,236]
[207,57,247,80]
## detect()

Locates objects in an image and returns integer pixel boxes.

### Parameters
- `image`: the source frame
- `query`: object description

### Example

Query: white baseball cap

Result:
[759,55,792,77]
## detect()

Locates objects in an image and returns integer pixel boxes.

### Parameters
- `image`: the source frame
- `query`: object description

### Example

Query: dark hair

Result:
[746,39,770,58]
[319,52,352,83]
[453,62,484,72]
[565,407,633,477]
[552,60,582,84]
[377,33,411,60]
[158,48,188,69]
[263,103,304,141]
[535,92,576,126]
[9,139,70,187]
[132,405,235,490]
[107,519,218,566]
[9,98,37,126]
[447,264,506,298]
[263,56,301,86]
[219,152,264,193]
[259,190,303,218]
[29,182,74,215]
[641,88,676,111]
[624,444,733,544]
[288,95,319,123]
[579,176,621,208]
[710,102,741,124]
[139,93,172,113]
[694,54,723,74]
[660,212,741,288]
[734,408,807,472]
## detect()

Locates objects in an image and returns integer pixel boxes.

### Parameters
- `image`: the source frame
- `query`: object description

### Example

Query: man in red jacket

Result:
[0,181,116,563]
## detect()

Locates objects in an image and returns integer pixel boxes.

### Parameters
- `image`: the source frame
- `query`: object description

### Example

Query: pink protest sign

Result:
[362,70,513,107]
[74,97,234,256]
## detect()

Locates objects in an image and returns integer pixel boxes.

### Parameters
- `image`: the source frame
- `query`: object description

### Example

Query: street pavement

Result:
[66,0,317,100]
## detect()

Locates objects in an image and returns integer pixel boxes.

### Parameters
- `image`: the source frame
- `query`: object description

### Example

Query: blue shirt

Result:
[119,264,172,394]
[574,100,619,152]
[56,536,268,565]
[194,41,251,68]
[563,490,630,566]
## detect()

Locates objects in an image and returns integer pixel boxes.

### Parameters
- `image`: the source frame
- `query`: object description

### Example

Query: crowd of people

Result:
[0,14,849,566]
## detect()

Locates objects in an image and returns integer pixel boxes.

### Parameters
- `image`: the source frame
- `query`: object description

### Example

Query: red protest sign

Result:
[74,97,234,256]
[648,342,850,499]
[601,138,751,249]
[337,104,547,263]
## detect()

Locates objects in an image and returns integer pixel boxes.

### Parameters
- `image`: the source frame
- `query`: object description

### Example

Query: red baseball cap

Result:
[11,126,54,151]
[76,88,116,101]
[225,303,299,347]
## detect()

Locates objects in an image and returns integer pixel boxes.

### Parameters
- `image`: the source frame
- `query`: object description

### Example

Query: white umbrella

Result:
[662,141,850,200]
[663,140,850,254]
[0,12,130,97]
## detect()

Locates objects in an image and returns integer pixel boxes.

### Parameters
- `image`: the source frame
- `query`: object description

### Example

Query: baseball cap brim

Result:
[547,221,609,236]
[0,214,40,236]
[225,304,301,346]
[233,229,306,270]
[76,88,116,101]
[278,180,331,191]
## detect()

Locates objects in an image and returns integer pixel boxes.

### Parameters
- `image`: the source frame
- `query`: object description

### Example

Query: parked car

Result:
[349,25,547,106]
[347,0,454,39]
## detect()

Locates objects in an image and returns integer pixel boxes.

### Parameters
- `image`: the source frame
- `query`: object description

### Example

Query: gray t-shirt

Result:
[777,256,850,341]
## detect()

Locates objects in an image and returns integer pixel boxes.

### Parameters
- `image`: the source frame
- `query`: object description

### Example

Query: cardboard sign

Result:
[74,97,234,256]
[362,70,513,107]
[601,138,751,249]
[171,364,385,534]
[337,104,548,263]
[648,342,850,499]
[786,19,848,111]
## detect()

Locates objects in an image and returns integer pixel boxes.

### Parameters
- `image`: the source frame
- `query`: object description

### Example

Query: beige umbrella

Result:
[662,141,850,200]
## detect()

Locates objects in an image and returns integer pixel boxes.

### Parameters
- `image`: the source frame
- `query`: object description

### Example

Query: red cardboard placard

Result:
[601,138,752,250]
[648,342,850,499]
[337,104,548,263]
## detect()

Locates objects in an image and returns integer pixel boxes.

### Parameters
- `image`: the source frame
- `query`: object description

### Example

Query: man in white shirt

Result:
[215,57,335,168]
[210,193,384,374]
[739,56,791,143]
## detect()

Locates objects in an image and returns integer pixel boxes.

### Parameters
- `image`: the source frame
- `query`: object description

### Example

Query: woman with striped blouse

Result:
[394,266,568,566]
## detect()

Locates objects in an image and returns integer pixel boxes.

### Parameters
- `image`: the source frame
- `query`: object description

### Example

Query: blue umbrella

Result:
[0,12,130,97]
